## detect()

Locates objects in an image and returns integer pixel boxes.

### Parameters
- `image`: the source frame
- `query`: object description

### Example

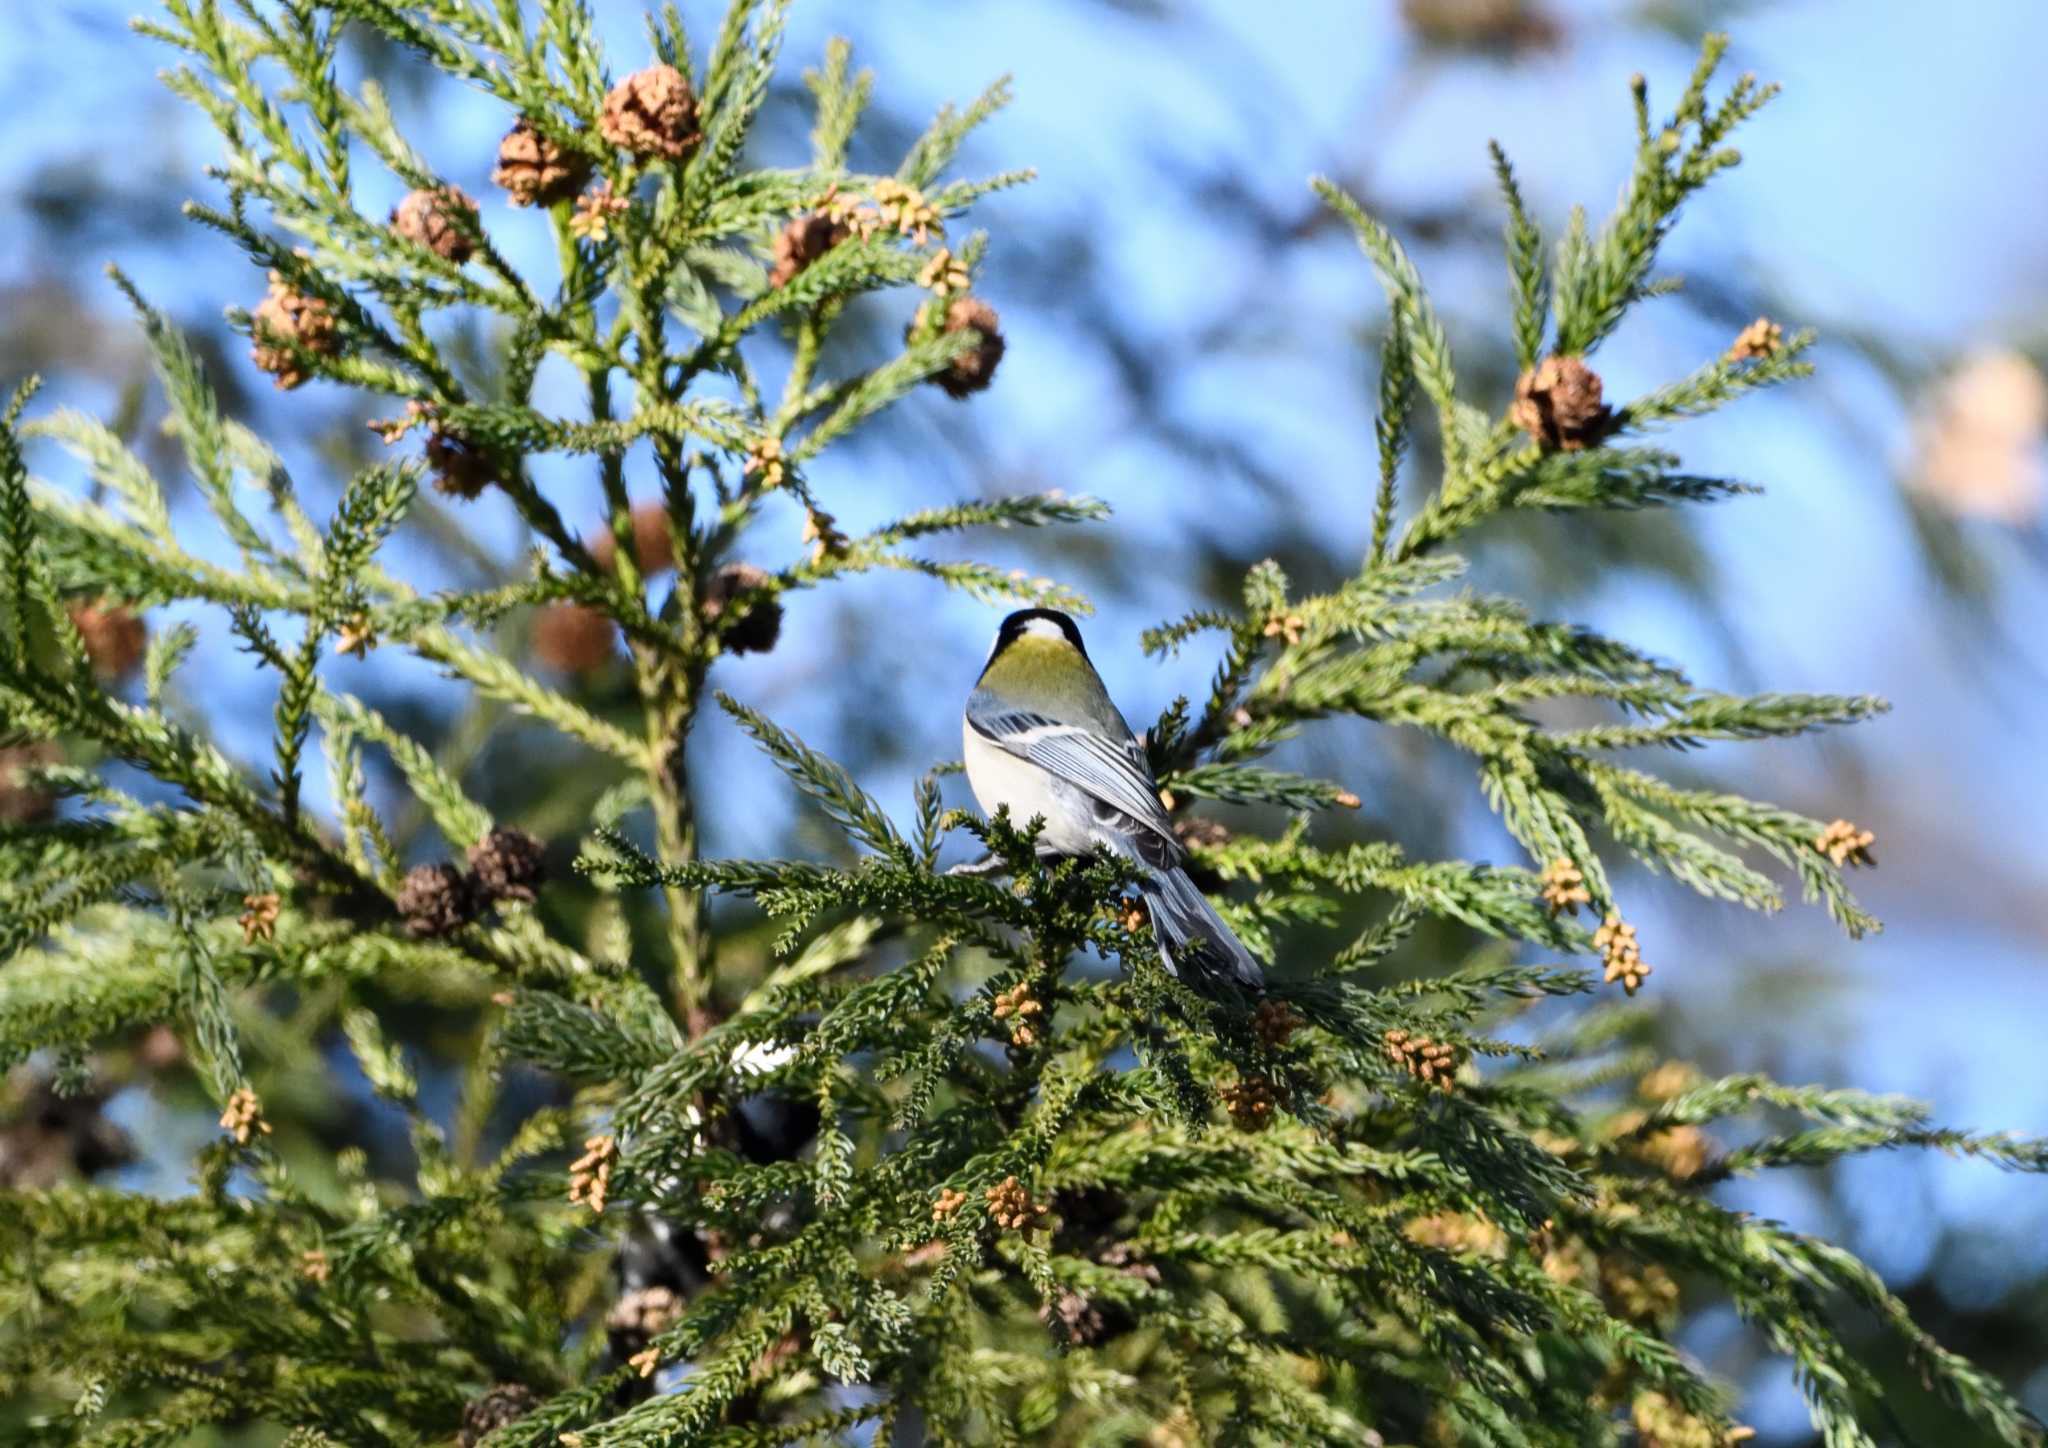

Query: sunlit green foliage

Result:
[0,7,2041,1446]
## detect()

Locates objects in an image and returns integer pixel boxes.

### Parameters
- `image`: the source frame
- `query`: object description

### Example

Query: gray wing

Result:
[966,694,1181,862]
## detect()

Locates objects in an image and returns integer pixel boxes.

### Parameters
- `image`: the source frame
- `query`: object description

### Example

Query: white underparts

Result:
[963,717,1100,856]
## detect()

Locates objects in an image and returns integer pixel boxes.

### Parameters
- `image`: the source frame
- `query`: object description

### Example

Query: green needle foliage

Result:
[0,10,2039,1446]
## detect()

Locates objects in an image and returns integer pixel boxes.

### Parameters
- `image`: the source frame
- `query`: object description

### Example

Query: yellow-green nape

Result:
[980,629,1085,686]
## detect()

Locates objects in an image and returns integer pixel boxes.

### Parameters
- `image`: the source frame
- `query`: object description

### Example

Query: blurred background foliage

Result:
[4,0,2047,1441]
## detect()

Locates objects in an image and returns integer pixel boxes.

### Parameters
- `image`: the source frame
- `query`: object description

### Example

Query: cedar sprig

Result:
[0,14,2037,1448]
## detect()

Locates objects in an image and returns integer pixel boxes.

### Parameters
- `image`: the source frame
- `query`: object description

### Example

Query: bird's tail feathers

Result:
[1142,866,1266,993]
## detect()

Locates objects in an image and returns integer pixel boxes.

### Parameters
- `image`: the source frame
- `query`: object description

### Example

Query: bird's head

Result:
[978,608,1092,685]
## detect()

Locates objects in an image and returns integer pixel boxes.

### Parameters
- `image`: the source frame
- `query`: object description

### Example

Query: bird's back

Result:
[974,635,1134,739]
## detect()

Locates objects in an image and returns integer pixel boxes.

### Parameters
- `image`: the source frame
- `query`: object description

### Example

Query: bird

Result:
[962,607,1265,992]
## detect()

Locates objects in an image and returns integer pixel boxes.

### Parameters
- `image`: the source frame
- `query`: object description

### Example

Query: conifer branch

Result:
[0,16,2030,1448]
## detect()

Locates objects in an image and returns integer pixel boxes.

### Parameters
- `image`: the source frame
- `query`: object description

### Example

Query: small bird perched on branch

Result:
[962,608,1265,992]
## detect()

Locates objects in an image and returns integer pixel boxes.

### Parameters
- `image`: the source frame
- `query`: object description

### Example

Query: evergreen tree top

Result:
[0,6,2040,1445]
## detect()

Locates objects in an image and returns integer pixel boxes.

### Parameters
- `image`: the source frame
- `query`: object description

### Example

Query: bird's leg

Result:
[947,843,1081,878]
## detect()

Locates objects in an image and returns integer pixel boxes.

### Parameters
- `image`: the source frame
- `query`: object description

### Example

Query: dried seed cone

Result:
[601,64,701,161]
[396,862,474,938]
[492,119,592,207]
[1173,815,1230,890]
[1908,349,2048,523]
[606,1284,683,1366]
[0,742,60,825]
[1252,998,1303,1049]
[390,185,479,263]
[250,274,338,390]
[0,1077,134,1189]
[589,502,676,576]
[1173,817,1231,853]
[1400,0,1561,53]
[931,297,1005,399]
[1040,1289,1109,1345]
[467,826,546,905]
[425,430,498,499]
[1098,1240,1162,1289]
[67,599,146,682]
[704,562,782,655]
[768,211,848,289]
[136,1024,184,1071]
[459,1383,539,1447]
[1510,353,1612,451]
[531,602,617,675]
[607,1284,683,1338]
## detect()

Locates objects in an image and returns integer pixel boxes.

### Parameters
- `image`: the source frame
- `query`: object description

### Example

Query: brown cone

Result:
[492,119,592,207]
[600,65,701,161]
[933,297,1005,399]
[136,1024,184,1072]
[768,211,849,289]
[467,826,546,905]
[704,562,781,656]
[250,274,338,390]
[458,1383,540,1447]
[425,430,499,500]
[1172,815,1230,891]
[1510,354,1613,451]
[68,599,146,682]
[390,186,479,263]
[532,602,617,675]
[396,862,475,938]
[1039,1289,1109,1345]
[589,502,676,576]
[0,1077,135,1190]
[0,742,60,825]
[606,1284,684,1368]
[607,1283,684,1340]
[1400,0,1562,53]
